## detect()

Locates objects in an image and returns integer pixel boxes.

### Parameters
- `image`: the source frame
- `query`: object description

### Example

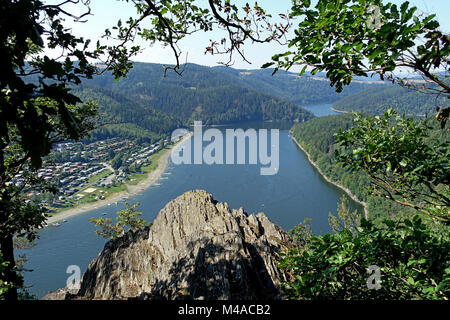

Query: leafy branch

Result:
[89,202,149,240]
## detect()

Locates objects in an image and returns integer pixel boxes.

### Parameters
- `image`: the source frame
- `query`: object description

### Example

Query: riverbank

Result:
[290,132,369,219]
[45,133,192,225]
[330,106,350,114]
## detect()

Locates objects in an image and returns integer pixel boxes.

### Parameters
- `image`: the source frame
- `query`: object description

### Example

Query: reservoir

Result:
[18,104,361,298]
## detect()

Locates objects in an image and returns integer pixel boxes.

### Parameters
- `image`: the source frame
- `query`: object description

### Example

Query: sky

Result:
[45,0,450,70]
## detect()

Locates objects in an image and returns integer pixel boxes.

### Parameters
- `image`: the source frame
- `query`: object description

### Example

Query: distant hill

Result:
[73,62,389,142]
[333,85,449,117]
[81,63,322,124]
[75,62,348,141]
[212,65,382,105]
[26,61,427,142]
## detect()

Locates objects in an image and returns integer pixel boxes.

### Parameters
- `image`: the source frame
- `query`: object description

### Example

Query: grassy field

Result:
[88,169,112,184]
[125,173,148,185]
[143,145,172,172]
[125,145,172,185]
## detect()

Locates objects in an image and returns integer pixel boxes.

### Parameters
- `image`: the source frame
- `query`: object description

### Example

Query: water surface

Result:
[18,103,359,298]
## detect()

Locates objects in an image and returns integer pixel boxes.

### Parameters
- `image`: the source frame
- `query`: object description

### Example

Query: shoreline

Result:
[290,132,369,219]
[330,106,350,114]
[45,133,192,225]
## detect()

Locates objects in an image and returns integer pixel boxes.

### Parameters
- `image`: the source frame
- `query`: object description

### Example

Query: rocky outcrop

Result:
[43,190,293,300]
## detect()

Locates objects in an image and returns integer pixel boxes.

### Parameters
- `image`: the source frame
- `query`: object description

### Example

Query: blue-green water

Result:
[18,104,359,298]
[303,103,339,117]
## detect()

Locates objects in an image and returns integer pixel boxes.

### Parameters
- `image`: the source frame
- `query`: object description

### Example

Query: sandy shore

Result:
[290,132,369,219]
[45,133,192,225]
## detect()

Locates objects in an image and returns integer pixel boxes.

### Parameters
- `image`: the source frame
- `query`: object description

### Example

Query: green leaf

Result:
[261,62,275,69]
[299,65,308,76]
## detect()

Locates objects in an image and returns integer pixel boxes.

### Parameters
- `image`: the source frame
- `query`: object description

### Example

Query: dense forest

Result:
[291,114,449,221]
[73,86,181,143]
[333,84,449,116]
[72,62,396,143]
[86,62,378,105]
[83,62,318,124]
[212,66,380,105]
[291,114,380,218]
[73,62,346,141]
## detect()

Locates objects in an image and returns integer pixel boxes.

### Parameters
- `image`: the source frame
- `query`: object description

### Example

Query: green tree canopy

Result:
[335,109,449,223]
[281,215,450,300]
[266,0,449,97]
[0,0,290,300]
[278,0,449,300]
[89,202,148,240]
[0,0,102,300]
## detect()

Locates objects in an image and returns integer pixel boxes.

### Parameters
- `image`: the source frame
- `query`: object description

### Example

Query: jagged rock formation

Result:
[43,190,293,300]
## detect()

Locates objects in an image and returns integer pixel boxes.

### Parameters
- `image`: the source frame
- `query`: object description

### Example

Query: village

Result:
[10,137,166,213]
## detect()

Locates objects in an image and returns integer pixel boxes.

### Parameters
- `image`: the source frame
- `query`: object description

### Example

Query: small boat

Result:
[102,213,107,216]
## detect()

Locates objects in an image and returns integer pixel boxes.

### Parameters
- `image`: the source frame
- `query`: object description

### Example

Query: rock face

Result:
[43,190,293,300]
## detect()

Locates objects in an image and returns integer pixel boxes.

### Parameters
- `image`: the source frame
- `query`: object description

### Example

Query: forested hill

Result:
[73,62,390,142]
[291,114,370,204]
[291,114,405,221]
[73,86,182,143]
[213,66,382,105]
[80,62,388,122]
[75,62,330,140]
[291,113,449,221]
[86,62,377,105]
[332,84,449,116]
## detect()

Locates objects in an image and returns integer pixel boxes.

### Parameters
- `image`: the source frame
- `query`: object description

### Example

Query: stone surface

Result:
[43,190,293,300]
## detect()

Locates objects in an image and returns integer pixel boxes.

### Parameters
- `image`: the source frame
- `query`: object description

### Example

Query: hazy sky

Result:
[49,0,450,70]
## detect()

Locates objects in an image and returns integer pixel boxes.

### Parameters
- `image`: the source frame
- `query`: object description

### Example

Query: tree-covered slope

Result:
[291,113,449,221]
[333,85,449,116]
[73,86,181,143]
[291,114,370,202]
[213,66,381,105]
[81,62,316,126]
[291,114,406,220]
